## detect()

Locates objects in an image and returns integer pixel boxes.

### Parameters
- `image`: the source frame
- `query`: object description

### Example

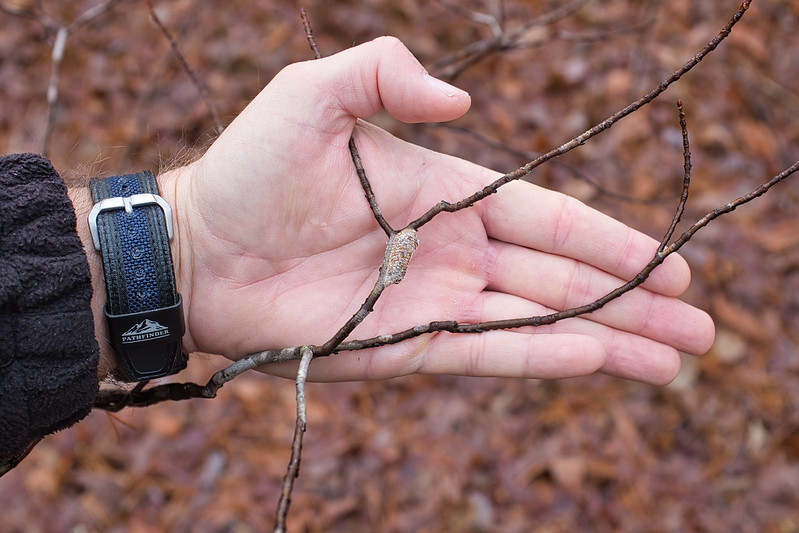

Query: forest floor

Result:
[2,1,799,531]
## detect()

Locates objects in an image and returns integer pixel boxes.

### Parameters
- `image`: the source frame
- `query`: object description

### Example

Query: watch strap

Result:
[89,171,187,381]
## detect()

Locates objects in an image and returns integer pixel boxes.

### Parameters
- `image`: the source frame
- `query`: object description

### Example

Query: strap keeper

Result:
[105,295,187,381]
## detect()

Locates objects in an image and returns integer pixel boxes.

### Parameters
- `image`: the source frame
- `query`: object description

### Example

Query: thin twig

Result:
[273,346,313,533]
[300,8,321,60]
[672,159,799,251]
[296,8,397,355]
[301,5,399,235]
[95,259,398,409]
[120,2,203,169]
[349,136,395,235]
[319,276,390,355]
[275,13,400,531]
[94,381,211,412]
[659,100,692,252]
[308,9,397,238]
[552,24,652,45]
[432,0,589,69]
[145,0,224,135]
[335,162,799,353]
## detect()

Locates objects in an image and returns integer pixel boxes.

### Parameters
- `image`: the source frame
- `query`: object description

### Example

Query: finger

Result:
[486,240,716,356]
[416,330,607,379]
[478,291,686,385]
[479,179,692,297]
[280,36,471,127]
[260,285,687,385]
[262,327,605,382]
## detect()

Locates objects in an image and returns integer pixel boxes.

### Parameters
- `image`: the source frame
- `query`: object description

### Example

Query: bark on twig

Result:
[145,0,224,135]
[350,135,395,235]
[273,347,313,533]
[659,101,692,252]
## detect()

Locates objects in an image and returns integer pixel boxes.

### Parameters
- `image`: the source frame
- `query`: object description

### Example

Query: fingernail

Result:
[424,72,468,98]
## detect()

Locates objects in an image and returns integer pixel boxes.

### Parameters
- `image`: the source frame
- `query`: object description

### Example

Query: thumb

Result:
[283,36,471,125]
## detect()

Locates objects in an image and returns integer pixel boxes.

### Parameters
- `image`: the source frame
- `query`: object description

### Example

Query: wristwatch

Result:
[88,171,187,381]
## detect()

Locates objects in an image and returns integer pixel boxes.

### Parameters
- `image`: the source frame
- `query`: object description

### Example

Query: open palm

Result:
[167,37,714,384]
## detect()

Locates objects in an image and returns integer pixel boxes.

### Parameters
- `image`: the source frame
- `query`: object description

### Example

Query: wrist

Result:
[154,163,197,354]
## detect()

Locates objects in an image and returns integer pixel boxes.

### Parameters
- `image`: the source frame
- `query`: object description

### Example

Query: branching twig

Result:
[659,100,692,252]
[8,0,773,528]
[295,9,400,356]
[337,104,696,349]
[275,12,412,530]
[300,8,321,60]
[93,153,799,412]
[145,0,224,135]
[336,166,799,353]
[94,0,758,407]
[349,136,395,235]
[89,6,782,529]
[93,91,799,420]
[273,346,313,533]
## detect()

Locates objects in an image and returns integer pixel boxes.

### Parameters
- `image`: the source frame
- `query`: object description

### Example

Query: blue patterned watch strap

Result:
[90,172,178,315]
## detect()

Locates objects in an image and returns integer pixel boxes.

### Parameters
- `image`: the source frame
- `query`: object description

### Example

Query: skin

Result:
[71,36,715,386]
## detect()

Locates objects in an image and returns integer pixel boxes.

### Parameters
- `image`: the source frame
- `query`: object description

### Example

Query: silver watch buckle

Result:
[88,193,174,251]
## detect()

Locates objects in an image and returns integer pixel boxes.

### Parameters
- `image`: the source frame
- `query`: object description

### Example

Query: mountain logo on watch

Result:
[121,319,170,344]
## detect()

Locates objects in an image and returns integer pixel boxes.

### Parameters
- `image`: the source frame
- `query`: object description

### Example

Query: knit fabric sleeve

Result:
[0,153,99,473]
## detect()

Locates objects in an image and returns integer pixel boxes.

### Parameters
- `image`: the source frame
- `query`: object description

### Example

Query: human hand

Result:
[163,36,714,385]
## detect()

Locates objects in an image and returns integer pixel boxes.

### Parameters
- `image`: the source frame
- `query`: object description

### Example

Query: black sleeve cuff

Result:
[0,153,99,472]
